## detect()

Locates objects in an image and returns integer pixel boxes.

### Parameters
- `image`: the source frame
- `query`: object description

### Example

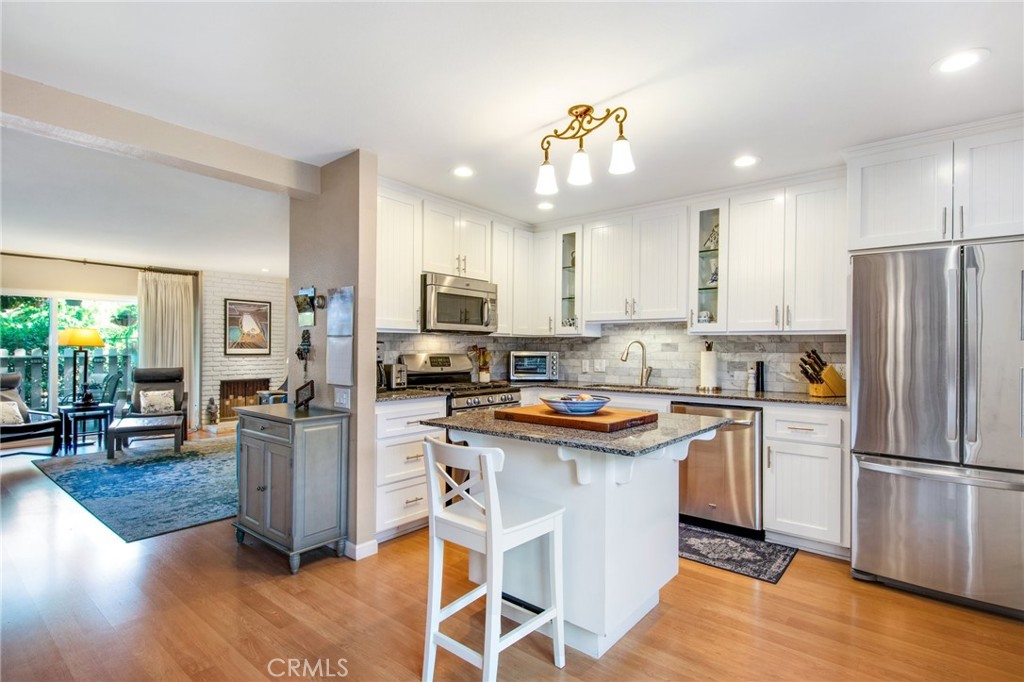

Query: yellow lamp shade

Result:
[57,327,105,348]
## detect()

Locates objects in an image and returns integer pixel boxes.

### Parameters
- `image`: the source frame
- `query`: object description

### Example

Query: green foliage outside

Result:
[0,297,138,354]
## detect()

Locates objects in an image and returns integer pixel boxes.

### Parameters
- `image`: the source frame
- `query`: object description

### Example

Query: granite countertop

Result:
[375,388,447,402]
[234,403,350,422]
[419,410,731,458]
[514,382,848,407]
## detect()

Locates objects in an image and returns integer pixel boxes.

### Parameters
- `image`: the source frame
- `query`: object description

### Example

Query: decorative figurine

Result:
[206,397,219,424]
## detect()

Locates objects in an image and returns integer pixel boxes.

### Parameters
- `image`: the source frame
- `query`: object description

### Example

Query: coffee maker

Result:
[376,342,387,390]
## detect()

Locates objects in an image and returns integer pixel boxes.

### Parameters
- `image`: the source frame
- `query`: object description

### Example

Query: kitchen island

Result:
[419,410,729,658]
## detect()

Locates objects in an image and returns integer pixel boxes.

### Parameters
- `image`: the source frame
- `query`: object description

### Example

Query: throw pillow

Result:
[0,388,29,421]
[0,401,25,425]
[140,389,176,414]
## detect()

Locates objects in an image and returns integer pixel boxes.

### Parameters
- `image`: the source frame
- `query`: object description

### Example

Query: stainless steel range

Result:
[399,353,520,414]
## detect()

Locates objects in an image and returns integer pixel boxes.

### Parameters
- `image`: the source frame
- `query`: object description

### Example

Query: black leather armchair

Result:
[123,367,188,444]
[0,372,62,456]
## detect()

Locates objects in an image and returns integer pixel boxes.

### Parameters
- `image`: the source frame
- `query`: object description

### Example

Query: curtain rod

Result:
[1,251,198,276]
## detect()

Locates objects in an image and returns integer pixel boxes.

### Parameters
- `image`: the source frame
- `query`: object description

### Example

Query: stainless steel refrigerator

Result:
[851,239,1023,616]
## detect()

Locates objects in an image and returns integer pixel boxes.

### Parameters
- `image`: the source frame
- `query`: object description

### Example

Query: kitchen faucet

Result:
[620,340,652,386]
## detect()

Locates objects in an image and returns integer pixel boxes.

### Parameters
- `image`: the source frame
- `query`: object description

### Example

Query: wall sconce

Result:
[536,104,635,195]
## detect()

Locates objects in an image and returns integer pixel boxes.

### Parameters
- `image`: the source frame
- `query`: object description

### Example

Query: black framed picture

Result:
[294,380,314,409]
[225,299,271,355]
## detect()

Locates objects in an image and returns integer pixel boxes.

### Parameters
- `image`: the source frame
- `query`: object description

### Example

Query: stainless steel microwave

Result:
[421,272,498,334]
[509,351,559,381]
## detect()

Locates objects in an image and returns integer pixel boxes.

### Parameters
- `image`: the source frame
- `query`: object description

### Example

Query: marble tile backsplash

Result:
[378,322,846,393]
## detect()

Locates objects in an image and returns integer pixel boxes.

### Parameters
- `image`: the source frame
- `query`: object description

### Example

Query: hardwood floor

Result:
[2,448,1021,681]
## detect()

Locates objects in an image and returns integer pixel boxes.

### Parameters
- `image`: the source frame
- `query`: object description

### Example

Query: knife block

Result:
[808,365,846,397]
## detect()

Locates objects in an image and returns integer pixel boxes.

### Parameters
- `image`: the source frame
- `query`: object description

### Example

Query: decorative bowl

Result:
[540,394,611,416]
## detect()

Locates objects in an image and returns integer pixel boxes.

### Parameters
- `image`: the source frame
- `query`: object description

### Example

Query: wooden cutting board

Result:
[494,404,659,432]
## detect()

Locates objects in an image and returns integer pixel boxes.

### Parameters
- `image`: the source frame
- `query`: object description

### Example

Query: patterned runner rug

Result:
[679,522,797,583]
[33,437,237,542]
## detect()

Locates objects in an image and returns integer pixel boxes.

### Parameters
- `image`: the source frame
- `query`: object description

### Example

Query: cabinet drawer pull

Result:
[405,453,425,461]
[259,425,266,431]
[404,496,424,506]
[787,425,816,432]
[406,419,422,425]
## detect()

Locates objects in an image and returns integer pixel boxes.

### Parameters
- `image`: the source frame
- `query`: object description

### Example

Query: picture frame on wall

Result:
[225,299,272,355]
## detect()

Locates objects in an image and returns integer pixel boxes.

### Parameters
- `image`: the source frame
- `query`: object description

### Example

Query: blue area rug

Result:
[33,438,237,542]
[679,522,797,584]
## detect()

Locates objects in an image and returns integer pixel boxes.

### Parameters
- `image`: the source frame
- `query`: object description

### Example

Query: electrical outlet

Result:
[581,359,591,373]
[595,359,607,373]
[334,387,351,409]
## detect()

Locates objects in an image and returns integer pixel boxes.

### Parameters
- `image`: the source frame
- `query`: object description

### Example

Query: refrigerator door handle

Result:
[945,267,960,442]
[856,456,1024,492]
[965,265,980,446]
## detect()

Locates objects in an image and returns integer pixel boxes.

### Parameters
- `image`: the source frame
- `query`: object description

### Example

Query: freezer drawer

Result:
[853,454,1024,613]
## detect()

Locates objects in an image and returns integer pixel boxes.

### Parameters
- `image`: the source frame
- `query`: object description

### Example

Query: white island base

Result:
[450,429,711,659]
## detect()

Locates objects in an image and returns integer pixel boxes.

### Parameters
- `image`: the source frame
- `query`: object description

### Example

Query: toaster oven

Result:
[509,351,559,381]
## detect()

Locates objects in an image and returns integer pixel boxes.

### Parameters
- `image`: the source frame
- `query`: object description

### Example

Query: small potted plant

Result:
[467,345,492,383]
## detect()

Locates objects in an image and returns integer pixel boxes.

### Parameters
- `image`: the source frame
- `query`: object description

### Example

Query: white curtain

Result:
[138,272,195,413]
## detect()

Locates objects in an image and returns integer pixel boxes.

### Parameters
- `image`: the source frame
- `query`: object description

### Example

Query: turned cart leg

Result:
[334,539,346,557]
[235,528,245,544]
[289,554,301,574]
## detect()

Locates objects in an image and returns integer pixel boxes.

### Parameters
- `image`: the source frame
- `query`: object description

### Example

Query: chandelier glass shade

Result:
[536,104,634,194]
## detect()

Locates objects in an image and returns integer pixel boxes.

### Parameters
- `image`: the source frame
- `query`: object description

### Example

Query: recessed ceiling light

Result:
[452,166,474,178]
[538,202,554,210]
[932,48,990,74]
[733,155,761,168]
[261,268,269,273]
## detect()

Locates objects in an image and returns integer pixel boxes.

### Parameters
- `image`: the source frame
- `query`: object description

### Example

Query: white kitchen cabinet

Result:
[762,406,846,547]
[532,230,558,335]
[687,198,729,333]
[376,187,423,332]
[375,397,446,540]
[847,120,1023,250]
[556,226,583,335]
[422,200,491,280]
[726,178,846,334]
[512,229,535,336]
[491,222,514,334]
[727,189,786,332]
[583,206,687,323]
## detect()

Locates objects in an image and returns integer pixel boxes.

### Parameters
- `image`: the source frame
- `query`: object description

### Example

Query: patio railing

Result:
[1,347,136,409]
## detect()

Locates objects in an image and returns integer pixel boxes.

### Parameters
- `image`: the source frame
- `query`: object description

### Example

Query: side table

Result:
[58,402,115,454]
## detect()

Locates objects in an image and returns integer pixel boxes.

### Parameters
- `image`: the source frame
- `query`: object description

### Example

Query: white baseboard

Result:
[344,538,379,561]
[766,531,851,561]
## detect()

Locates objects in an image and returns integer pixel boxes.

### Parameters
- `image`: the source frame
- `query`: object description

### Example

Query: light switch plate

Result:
[595,359,607,373]
[334,387,351,409]
[582,359,590,373]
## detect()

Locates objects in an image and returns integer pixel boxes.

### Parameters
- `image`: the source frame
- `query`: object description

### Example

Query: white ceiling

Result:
[2,2,1022,276]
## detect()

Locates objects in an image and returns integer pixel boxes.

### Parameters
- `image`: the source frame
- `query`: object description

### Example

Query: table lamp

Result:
[57,327,105,405]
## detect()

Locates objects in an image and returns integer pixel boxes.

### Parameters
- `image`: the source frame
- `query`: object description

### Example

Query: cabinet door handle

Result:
[455,254,461,274]
[625,298,630,317]
[404,496,424,506]
[766,446,772,469]
[462,255,467,272]
[786,305,792,328]
[959,205,965,238]
[774,305,780,327]
[549,316,553,333]
[632,298,637,316]
[405,453,425,462]
[942,207,947,238]
[690,309,694,326]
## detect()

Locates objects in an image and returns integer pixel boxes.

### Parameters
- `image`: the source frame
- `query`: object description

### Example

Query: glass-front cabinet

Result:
[688,199,729,334]
[556,227,581,335]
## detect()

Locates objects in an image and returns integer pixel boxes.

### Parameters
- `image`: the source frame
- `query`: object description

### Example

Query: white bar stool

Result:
[421,436,565,682]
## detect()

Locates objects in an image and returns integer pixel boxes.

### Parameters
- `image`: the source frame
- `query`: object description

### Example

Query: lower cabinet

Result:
[762,406,847,548]
[234,405,350,574]
[375,397,447,540]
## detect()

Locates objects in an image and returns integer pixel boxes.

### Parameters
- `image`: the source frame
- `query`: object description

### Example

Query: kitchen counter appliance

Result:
[421,272,498,334]
[400,353,519,414]
[672,402,763,530]
[509,351,559,381]
[851,240,1023,616]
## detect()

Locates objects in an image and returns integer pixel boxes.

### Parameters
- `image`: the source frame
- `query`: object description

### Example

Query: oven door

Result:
[424,283,497,333]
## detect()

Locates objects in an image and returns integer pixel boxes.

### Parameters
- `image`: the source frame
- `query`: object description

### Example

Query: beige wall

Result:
[1,254,138,298]
[289,150,378,556]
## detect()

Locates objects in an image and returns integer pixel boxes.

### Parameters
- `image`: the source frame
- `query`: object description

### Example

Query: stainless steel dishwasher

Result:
[672,402,763,530]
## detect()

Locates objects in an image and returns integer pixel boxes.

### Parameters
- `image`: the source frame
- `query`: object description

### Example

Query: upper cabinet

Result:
[422,200,491,280]
[377,187,423,332]
[490,222,515,335]
[583,206,687,323]
[687,199,729,333]
[726,179,846,335]
[847,120,1022,250]
[556,226,583,335]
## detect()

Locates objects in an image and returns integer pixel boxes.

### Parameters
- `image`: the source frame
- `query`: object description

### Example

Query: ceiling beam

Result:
[1,72,320,199]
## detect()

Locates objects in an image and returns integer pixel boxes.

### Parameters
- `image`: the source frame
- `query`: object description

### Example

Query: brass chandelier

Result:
[535,104,635,195]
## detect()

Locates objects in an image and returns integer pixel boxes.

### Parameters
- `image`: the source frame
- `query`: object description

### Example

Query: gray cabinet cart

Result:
[233,404,350,573]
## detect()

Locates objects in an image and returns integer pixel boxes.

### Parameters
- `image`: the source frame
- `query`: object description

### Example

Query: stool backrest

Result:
[423,436,505,538]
